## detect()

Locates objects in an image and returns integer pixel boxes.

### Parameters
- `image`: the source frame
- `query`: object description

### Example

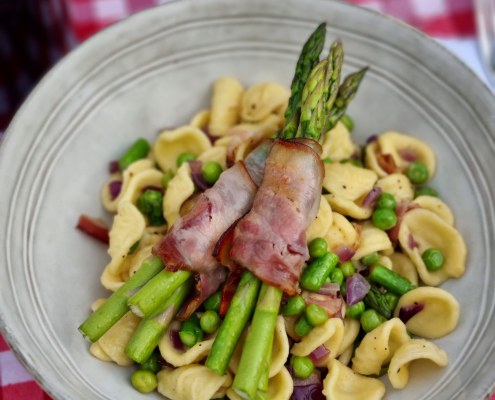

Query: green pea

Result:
[372,208,397,230]
[305,304,328,326]
[360,309,387,332]
[422,248,445,271]
[329,268,344,286]
[323,157,332,164]
[340,282,347,298]
[346,301,365,319]
[341,114,355,132]
[131,370,158,393]
[203,291,221,313]
[361,252,380,267]
[140,351,161,374]
[201,161,223,185]
[119,138,150,171]
[179,329,198,348]
[176,152,196,167]
[290,356,314,379]
[294,314,313,337]
[200,310,221,334]
[339,261,355,278]
[407,161,429,184]
[283,295,306,317]
[308,237,328,259]
[376,192,396,210]
[414,186,438,198]
[162,169,174,189]
[180,314,203,347]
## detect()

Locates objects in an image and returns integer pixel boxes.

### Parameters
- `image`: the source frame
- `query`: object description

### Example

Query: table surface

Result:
[0,0,494,399]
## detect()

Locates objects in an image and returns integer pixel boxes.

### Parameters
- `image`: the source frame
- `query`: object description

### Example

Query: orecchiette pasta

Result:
[323,359,386,400]
[393,287,460,339]
[190,109,211,130]
[320,122,358,162]
[375,173,414,203]
[306,196,333,243]
[163,162,195,227]
[388,339,448,389]
[240,82,290,122]
[323,212,359,252]
[291,318,344,367]
[157,365,232,400]
[398,208,466,286]
[412,195,454,225]
[352,318,410,375]
[226,367,293,400]
[352,221,393,260]
[208,77,244,137]
[387,252,419,286]
[336,318,360,360]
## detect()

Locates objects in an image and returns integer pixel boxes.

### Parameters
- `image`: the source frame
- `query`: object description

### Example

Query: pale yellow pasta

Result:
[94,311,141,366]
[398,208,466,286]
[118,169,164,208]
[306,196,333,242]
[375,173,414,203]
[394,287,460,338]
[324,212,359,251]
[291,318,344,367]
[365,131,436,178]
[208,77,244,136]
[122,244,156,281]
[323,359,386,400]
[101,159,154,213]
[352,318,410,375]
[388,339,448,389]
[159,321,216,367]
[89,342,112,362]
[157,365,231,400]
[323,163,377,219]
[105,201,146,276]
[352,221,393,260]
[154,126,211,173]
[412,195,454,225]
[227,367,293,400]
[240,82,290,122]
[387,252,419,286]
[190,109,210,129]
[337,346,354,366]
[321,122,358,162]
[337,318,361,357]
[197,146,228,169]
[163,162,195,227]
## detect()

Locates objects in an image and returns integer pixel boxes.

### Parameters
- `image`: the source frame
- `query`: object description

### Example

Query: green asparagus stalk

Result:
[369,264,416,295]
[78,256,163,342]
[282,22,326,139]
[125,278,193,364]
[205,272,261,375]
[232,284,283,399]
[127,269,192,317]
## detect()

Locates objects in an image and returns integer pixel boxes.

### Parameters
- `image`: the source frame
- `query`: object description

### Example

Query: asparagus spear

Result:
[125,278,193,364]
[78,256,163,342]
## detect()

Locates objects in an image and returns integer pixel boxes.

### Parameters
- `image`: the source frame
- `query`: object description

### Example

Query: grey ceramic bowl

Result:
[0,0,494,399]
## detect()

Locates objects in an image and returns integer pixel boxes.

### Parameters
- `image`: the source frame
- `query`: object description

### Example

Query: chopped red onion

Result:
[346,273,371,305]
[169,329,184,351]
[189,160,210,191]
[317,282,340,296]
[333,245,355,262]
[108,180,122,200]
[308,345,330,365]
[398,147,418,162]
[291,368,321,387]
[108,160,119,173]
[366,134,378,144]
[399,302,424,323]
[142,185,164,194]
[290,383,325,400]
[408,233,420,249]
[362,187,382,208]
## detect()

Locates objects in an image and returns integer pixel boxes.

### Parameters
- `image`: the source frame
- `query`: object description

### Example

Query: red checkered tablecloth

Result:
[0,1,493,399]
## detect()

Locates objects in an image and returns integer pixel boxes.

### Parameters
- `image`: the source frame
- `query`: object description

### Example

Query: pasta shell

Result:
[352,221,393,260]
[190,109,210,130]
[387,252,419,286]
[89,342,112,362]
[324,212,359,251]
[291,318,344,367]
[159,321,217,367]
[226,367,293,400]
[117,169,164,207]
[412,195,454,225]
[375,173,414,203]
[365,131,436,178]
[197,146,227,170]
[208,77,244,137]
[393,287,460,339]
[388,339,448,389]
[352,318,410,375]
[323,359,386,400]
[323,163,377,219]
[321,122,358,162]
[164,162,195,228]
[157,365,231,400]
[398,208,466,286]
[306,196,333,242]
[154,126,212,173]
[240,82,290,122]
